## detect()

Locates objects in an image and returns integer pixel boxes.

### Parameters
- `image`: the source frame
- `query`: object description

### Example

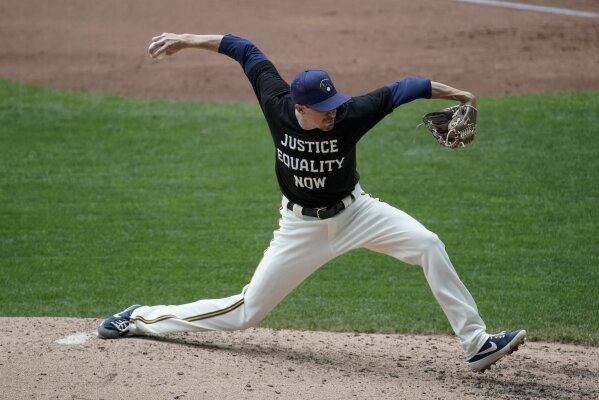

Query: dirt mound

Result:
[1,318,598,399]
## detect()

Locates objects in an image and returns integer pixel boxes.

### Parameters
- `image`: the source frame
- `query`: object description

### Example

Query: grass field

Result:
[1,79,597,345]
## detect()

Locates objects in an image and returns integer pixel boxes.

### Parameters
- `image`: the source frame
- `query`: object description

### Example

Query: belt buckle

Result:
[315,206,327,219]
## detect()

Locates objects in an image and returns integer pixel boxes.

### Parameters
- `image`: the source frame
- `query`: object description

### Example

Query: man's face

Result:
[301,106,337,131]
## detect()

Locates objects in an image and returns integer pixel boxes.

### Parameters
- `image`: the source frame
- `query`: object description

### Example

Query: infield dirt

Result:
[1,0,598,399]
[2,318,599,400]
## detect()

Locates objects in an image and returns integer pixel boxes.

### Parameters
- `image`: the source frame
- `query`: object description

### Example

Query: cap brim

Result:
[309,92,351,112]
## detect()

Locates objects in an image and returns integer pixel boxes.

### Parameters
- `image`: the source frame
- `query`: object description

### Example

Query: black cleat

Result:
[468,329,527,373]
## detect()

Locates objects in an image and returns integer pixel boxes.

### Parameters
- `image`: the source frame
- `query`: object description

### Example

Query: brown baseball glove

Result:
[422,104,477,149]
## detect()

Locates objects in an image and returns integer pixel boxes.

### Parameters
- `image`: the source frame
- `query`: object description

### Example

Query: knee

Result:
[400,230,445,267]
[414,230,444,253]
[235,303,268,331]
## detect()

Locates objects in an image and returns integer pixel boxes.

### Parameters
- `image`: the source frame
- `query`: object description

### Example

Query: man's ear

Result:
[295,104,305,114]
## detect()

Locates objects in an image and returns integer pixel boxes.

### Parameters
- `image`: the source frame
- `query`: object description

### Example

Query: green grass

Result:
[1,79,597,345]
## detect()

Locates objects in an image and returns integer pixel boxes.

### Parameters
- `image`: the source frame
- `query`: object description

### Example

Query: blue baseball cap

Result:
[290,70,351,112]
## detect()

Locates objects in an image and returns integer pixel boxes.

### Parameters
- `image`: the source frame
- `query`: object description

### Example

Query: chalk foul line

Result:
[456,0,599,18]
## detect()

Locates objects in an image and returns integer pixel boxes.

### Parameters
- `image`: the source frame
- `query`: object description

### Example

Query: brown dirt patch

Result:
[2,318,598,400]
[0,0,598,102]
[2,1,599,399]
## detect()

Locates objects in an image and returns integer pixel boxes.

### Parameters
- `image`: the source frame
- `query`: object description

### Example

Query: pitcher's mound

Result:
[1,318,598,399]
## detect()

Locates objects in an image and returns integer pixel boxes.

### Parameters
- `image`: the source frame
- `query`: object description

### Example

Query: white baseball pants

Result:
[129,184,489,359]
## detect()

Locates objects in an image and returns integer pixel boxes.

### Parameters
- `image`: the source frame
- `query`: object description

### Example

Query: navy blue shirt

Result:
[219,34,431,208]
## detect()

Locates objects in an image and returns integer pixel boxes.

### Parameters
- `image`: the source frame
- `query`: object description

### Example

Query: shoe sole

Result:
[470,330,527,373]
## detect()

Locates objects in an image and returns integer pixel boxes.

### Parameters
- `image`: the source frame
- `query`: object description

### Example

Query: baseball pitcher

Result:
[98,33,526,373]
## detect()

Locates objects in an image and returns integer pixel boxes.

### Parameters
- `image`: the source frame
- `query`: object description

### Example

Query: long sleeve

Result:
[386,78,432,108]
[218,34,268,76]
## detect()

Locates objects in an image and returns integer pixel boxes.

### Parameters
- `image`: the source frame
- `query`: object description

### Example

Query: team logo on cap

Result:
[320,79,333,93]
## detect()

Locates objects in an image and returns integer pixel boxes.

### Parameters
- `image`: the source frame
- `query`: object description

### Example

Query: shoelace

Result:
[110,319,130,332]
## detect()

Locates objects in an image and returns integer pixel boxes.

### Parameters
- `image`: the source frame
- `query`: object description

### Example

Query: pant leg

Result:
[129,207,336,336]
[332,192,488,359]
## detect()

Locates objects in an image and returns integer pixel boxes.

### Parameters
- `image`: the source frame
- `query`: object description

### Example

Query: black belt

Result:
[286,194,356,220]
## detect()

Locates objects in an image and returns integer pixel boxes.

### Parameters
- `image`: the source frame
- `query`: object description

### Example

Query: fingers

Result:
[149,33,168,49]
[148,33,173,59]
[148,41,160,54]
[150,43,169,59]
[148,42,164,59]
[152,33,167,41]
